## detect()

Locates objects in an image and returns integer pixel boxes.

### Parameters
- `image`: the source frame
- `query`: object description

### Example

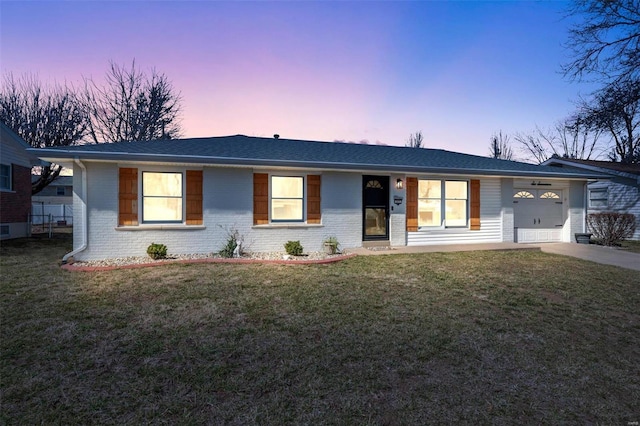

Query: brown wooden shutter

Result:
[307,175,321,224]
[406,177,418,231]
[470,179,481,230]
[186,170,203,225]
[253,173,269,225]
[118,168,138,226]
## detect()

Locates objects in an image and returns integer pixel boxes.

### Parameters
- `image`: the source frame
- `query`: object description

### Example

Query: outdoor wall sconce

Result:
[394,196,403,206]
[396,178,404,190]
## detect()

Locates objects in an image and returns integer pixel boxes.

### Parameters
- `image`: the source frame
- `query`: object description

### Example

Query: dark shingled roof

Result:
[31,135,606,179]
[544,158,640,175]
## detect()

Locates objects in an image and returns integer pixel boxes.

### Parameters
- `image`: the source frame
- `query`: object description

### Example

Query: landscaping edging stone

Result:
[61,253,358,272]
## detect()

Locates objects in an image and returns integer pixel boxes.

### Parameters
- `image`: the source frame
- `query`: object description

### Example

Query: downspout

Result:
[62,158,87,263]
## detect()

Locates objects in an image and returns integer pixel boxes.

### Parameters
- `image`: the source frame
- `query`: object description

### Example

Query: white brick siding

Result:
[69,162,594,260]
[72,165,364,260]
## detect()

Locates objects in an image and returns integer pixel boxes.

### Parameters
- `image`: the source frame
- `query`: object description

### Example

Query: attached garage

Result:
[513,188,564,243]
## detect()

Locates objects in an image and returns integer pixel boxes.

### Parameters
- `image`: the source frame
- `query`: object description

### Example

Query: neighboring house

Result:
[0,122,38,240]
[32,175,73,205]
[31,135,604,261]
[31,175,74,225]
[542,158,640,240]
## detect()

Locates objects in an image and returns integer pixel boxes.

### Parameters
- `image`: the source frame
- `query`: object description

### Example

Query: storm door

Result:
[363,175,389,240]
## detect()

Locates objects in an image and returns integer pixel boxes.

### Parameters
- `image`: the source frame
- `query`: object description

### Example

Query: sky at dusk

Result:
[1,1,598,157]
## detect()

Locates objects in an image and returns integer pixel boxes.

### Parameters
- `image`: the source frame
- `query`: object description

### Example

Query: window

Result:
[418,179,468,227]
[253,174,321,225]
[445,181,468,226]
[514,190,534,199]
[0,164,11,190]
[418,180,441,227]
[540,191,560,199]
[271,176,304,221]
[589,188,608,208]
[56,187,65,196]
[142,172,183,222]
[119,168,202,226]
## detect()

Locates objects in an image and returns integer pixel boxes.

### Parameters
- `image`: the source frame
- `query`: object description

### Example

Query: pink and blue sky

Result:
[1,1,596,156]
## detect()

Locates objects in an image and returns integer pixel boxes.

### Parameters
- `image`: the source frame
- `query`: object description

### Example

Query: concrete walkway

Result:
[346,242,640,272]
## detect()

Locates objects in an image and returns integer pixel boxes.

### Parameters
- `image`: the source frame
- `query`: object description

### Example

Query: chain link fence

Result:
[30,203,73,237]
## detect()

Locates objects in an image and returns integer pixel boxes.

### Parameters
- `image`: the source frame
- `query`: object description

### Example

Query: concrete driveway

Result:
[537,243,640,272]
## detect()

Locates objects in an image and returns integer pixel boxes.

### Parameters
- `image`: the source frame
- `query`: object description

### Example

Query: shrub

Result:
[323,236,340,254]
[218,226,244,258]
[219,237,237,258]
[147,242,167,260]
[219,231,238,258]
[284,240,303,256]
[587,212,636,246]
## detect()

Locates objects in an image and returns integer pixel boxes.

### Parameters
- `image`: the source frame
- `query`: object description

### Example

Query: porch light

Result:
[396,178,404,190]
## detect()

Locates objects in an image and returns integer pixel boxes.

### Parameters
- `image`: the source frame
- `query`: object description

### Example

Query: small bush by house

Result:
[147,243,168,260]
[587,212,636,246]
[284,240,303,256]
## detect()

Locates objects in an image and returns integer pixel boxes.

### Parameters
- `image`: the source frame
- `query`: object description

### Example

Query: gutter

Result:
[62,158,87,263]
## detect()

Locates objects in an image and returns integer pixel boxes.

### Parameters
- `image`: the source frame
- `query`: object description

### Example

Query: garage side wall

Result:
[501,178,514,243]
[568,180,587,239]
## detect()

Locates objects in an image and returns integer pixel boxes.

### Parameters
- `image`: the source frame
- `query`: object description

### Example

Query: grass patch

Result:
[620,240,640,254]
[2,235,639,424]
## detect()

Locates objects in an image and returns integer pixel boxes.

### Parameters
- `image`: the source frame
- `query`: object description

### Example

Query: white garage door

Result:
[513,189,564,243]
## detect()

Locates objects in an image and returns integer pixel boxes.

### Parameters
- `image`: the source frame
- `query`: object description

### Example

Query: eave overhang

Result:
[31,148,608,180]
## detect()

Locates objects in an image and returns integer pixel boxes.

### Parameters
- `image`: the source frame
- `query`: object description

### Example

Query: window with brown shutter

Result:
[253,173,269,225]
[470,179,481,230]
[307,175,321,224]
[186,170,203,225]
[406,177,418,231]
[119,168,138,226]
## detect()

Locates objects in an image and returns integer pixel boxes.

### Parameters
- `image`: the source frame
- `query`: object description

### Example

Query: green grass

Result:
[621,240,640,253]
[2,235,639,424]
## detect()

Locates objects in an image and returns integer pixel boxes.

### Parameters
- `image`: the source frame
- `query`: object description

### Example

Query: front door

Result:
[363,175,389,240]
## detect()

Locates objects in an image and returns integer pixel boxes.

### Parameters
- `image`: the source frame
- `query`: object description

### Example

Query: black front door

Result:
[363,175,389,240]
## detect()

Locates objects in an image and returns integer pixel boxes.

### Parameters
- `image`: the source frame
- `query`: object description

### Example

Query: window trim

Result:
[270,175,305,223]
[0,164,11,191]
[141,171,184,224]
[588,188,608,208]
[417,179,469,229]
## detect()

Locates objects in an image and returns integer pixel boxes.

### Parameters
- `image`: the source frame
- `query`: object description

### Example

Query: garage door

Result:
[513,189,564,243]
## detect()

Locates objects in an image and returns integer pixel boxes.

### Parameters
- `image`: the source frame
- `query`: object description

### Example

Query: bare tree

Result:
[578,80,640,163]
[514,119,603,164]
[405,131,424,148]
[563,0,640,83]
[83,60,182,143]
[0,74,86,194]
[488,130,514,160]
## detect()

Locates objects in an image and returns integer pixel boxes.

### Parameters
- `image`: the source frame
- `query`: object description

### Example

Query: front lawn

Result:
[621,239,640,254]
[1,235,639,424]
